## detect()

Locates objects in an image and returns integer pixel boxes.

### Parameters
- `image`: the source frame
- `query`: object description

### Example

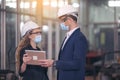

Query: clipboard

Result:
[25,50,46,65]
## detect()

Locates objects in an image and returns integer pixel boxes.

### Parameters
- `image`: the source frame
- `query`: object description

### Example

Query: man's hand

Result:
[38,59,54,67]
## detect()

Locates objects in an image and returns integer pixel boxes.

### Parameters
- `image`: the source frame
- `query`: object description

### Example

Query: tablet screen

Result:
[25,50,46,65]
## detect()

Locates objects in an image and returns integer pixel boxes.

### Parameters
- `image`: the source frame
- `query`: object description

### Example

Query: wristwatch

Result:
[53,61,56,67]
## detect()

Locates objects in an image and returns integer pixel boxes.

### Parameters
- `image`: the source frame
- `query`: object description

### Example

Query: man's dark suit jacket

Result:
[56,28,88,80]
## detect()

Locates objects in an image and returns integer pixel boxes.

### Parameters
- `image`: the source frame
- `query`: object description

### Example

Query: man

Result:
[39,5,88,80]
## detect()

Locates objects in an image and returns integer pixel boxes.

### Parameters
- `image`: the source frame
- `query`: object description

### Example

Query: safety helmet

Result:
[57,5,78,18]
[21,21,39,37]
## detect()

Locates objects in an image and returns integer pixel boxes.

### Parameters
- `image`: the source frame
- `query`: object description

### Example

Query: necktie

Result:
[61,34,69,49]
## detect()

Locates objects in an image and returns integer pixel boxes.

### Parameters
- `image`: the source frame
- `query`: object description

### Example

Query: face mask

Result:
[60,23,69,30]
[34,35,42,44]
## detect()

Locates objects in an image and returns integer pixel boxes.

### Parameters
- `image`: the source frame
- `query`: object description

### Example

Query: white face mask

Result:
[34,35,42,44]
[60,23,69,30]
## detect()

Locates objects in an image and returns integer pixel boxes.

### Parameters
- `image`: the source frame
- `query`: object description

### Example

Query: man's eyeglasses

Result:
[60,17,68,22]
[30,31,42,35]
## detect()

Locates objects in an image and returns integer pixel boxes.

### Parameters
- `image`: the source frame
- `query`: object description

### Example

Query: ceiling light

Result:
[42,25,49,32]
[72,3,79,8]
[32,1,37,8]
[108,0,120,7]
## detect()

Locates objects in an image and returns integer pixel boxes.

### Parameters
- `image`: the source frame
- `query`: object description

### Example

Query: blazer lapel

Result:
[58,28,80,59]
[60,36,67,50]
[62,28,80,51]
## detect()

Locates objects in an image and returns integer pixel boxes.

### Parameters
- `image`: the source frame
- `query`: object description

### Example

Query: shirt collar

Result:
[66,27,79,37]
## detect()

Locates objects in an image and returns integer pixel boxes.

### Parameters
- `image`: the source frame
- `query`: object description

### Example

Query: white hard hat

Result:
[57,5,78,18]
[21,21,39,37]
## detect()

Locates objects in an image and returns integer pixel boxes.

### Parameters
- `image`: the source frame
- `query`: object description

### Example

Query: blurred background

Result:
[0,0,120,80]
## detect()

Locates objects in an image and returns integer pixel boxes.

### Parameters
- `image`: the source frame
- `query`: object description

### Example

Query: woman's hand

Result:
[21,54,32,73]
[23,54,32,64]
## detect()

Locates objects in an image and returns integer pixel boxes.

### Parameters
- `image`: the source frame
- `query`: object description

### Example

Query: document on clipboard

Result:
[25,50,46,65]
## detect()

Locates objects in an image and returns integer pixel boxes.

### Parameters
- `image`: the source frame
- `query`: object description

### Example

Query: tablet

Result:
[25,50,46,65]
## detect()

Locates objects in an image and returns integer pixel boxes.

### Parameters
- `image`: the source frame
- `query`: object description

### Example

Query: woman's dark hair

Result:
[15,30,31,74]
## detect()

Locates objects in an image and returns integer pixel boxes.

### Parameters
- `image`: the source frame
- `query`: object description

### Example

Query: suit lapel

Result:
[62,28,80,51]
[59,37,67,59]
[58,28,80,59]
[60,36,67,50]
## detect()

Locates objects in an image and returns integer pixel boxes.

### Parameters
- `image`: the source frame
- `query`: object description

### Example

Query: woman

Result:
[16,21,49,80]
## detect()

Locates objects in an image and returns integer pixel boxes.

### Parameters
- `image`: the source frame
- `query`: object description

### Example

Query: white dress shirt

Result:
[61,27,79,49]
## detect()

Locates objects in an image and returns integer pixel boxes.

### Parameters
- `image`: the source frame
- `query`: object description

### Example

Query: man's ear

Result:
[67,17,73,22]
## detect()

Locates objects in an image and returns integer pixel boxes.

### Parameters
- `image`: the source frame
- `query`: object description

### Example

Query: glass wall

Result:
[88,0,114,23]
[0,0,38,70]
[6,13,16,70]
[0,11,1,68]
[89,24,114,52]
[0,0,1,69]
[6,0,17,11]
[88,0,120,53]
[43,0,80,19]
[20,0,37,14]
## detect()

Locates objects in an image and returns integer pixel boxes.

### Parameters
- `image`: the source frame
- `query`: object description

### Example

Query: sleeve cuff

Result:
[53,61,56,67]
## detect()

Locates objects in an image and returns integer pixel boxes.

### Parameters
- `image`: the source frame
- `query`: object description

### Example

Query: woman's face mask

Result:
[34,35,42,44]
[60,23,69,31]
